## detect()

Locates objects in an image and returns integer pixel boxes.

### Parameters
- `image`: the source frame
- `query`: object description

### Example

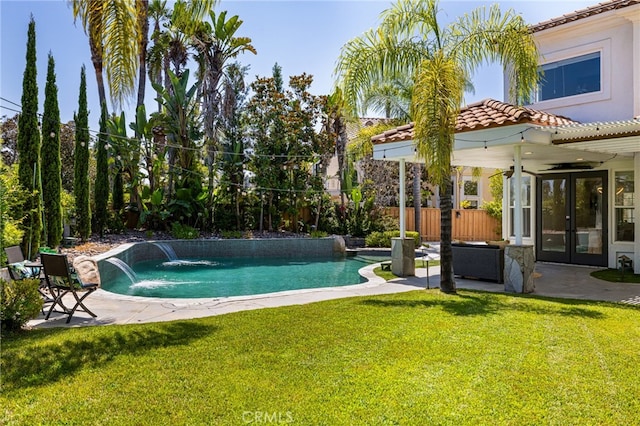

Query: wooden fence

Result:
[385,207,501,242]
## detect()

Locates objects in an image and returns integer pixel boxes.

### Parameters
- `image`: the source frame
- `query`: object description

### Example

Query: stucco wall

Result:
[504,10,638,122]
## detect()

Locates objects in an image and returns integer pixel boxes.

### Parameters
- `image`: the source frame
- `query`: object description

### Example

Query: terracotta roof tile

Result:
[530,0,639,33]
[371,98,578,144]
[346,117,392,140]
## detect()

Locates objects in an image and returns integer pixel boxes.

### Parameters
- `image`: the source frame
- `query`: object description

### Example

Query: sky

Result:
[0,0,597,134]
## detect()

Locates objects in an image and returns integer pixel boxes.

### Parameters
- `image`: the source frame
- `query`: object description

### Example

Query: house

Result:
[371,0,640,273]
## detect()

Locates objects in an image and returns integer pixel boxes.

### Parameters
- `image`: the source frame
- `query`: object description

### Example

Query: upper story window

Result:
[534,52,601,102]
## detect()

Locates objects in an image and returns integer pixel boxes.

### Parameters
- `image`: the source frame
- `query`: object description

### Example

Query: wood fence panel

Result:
[385,207,500,242]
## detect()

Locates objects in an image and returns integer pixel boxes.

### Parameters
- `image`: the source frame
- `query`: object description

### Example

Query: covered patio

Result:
[371,99,640,277]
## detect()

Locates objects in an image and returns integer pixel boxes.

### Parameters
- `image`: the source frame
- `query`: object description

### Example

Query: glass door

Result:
[537,171,607,266]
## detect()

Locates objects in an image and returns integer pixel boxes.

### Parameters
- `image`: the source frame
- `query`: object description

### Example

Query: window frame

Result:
[508,175,532,238]
[527,39,610,109]
[613,170,635,243]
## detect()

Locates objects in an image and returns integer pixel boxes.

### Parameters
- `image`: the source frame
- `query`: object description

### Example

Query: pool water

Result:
[102,256,384,298]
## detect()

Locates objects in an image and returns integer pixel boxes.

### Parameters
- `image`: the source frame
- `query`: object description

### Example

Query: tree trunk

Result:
[439,178,456,293]
[413,163,422,242]
[314,193,322,230]
[268,193,274,232]
[136,0,148,110]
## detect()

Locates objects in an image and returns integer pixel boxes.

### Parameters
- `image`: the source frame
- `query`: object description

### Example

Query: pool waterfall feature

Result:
[96,237,348,296]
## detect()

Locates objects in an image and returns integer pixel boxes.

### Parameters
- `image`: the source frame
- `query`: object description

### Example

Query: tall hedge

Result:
[74,65,91,240]
[42,52,62,248]
[17,16,42,258]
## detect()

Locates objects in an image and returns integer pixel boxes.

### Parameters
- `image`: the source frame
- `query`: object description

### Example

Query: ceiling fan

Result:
[490,166,540,179]
[543,162,597,171]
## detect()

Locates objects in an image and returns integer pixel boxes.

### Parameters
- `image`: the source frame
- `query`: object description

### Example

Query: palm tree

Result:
[191,10,256,143]
[189,11,255,227]
[335,0,539,293]
[73,0,216,111]
[71,0,137,110]
[324,88,351,219]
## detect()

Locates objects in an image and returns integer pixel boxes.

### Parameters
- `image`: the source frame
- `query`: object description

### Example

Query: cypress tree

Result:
[94,101,109,236]
[17,16,42,258]
[74,65,91,240]
[42,52,62,248]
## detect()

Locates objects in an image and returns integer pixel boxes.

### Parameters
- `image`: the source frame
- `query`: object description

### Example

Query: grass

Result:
[591,268,640,283]
[3,290,639,425]
[374,259,441,281]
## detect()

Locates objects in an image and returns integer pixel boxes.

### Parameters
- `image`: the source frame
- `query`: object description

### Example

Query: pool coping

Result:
[28,260,432,328]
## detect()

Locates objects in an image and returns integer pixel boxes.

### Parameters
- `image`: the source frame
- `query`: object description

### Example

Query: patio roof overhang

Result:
[371,102,639,172]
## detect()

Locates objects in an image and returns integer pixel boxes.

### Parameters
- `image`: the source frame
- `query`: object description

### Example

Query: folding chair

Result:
[5,246,51,311]
[41,253,98,323]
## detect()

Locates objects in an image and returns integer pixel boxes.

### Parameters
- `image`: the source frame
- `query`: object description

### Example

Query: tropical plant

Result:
[17,16,42,259]
[0,278,43,332]
[153,70,202,202]
[94,102,110,237]
[147,0,217,99]
[140,186,170,229]
[335,0,539,292]
[191,10,256,155]
[74,65,91,241]
[41,52,62,248]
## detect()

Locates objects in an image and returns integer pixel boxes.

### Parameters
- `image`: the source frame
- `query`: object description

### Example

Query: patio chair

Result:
[4,245,51,311]
[41,253,98,323]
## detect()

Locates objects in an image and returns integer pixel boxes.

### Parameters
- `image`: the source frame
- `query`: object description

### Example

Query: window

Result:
[614,171,635,242]
[509,176,531,238]
[462,178,479,209]
[534,52,601,102]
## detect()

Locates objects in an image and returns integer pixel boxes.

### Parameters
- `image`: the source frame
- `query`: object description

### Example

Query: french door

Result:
[536,171,608,266]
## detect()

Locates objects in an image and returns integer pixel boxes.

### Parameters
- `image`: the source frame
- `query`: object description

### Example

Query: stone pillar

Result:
[504,245,535,293]
[391,237,415,277]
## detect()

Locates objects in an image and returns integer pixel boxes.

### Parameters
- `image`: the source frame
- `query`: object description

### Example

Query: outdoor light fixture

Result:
[418,244,432,289]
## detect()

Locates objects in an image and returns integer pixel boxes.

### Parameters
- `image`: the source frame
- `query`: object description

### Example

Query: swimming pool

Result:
[101,256,380,298]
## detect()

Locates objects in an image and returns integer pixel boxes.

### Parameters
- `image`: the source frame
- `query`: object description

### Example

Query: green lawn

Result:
[591,268,640,283]
[375,259,440,281]
[2,290,639,425]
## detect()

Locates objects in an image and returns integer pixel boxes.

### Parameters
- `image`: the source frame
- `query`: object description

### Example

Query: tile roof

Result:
[530,0,639,33]
[346,117,392,140]
[371,99,578,144]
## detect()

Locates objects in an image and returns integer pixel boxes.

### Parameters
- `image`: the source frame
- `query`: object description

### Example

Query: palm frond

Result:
[412,53,465,186]
[448,3,539,104]
[103,0,138,109]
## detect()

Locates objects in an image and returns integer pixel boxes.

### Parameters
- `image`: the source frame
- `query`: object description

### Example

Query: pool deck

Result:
[27,248,640,329]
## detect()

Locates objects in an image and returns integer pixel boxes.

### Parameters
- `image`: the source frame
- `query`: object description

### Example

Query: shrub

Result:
[171,222,199,239]
[0,278,43,332]
[365,230,420,248]
[482,200,502,221]
[220,230,243,239]
[310,230,328,238]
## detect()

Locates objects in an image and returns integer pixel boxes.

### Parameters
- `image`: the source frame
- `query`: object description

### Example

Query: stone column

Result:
[504,245,535,293]
[391,237,415,277]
